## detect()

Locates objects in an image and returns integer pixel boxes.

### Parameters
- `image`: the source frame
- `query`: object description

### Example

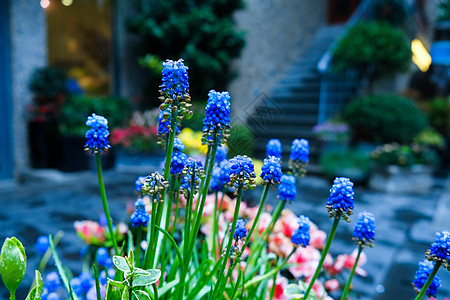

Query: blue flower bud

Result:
[161,59,189,100]
[260,156,282,185]
[45,272,61,293]
[230,219,247,240]
[326,177,354,221]
[266,139,282,158]
[278,175,297,202]
[202,90,231,145]
[288,138,309,176]
[412,260,441,297]
[353,211,376,247]
[215,145,228,163]
[229,155,256,191]
[427,231,450,263]
[130,198,150,228]
[36,235,50,255]
[170,151,188,176]
[84,113,111,154]
[96,247,111,267]
[291,215,310,247]
[135,176,146,193]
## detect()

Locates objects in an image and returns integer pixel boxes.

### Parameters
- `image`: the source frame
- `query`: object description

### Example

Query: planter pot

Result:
[28,121,60,168]
[369,165,433,193]
[57,135,116,172]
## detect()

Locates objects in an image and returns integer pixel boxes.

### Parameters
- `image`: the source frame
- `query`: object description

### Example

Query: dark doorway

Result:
[327,0,361,24]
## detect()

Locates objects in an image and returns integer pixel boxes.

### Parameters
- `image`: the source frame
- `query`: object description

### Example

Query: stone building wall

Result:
[228,0,327,121]
[9,1,47,176]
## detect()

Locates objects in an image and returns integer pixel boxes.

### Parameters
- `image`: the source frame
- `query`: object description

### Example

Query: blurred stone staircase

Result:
[247,25,345,164]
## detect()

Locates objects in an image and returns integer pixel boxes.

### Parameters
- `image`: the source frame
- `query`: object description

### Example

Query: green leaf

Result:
[0,237,27,295]
[127,249,134,269]
[132,269,161,287]
[113,256,131,274]
[283,282,319,300]
[132,290,152,300]
[25,270,44,300]
[105,279,124,300]
[121,285,130,300]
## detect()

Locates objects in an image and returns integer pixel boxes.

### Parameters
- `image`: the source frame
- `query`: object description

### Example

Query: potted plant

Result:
[57,95,132,172]
[368,142,440,193]
[27,67,67,168]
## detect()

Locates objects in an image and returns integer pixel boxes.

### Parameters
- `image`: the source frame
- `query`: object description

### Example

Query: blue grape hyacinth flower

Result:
[427,231,450,266]
[45,272,61,292]
[180,157,205,197]
[202,90,231,145]
[130,198,150,228]
[230,219,247,241]
[170,151,188,176]
[84,113,111,154]
[288,138,309,177]
[266,139,282,158]
[157,108,181,137]
[291,215,311,248]
[215,144,228,163]
[229,155,256,191]
[260,156,282,185]
[142,172,169,202]
[173,137,185,152]
[135,176,146,193]
[210,159,232,192]
[353,211,376,247]
[326,177,355,221]
[412,260,441,297]
[36,235,49,255]
[160,59,189,100]
[278,175,297,202]
[96,247,111,267]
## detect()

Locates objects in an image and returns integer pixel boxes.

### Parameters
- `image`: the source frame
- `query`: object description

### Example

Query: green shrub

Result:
[29,67,67,98]
[371,143,440,167]
[343,94,428,144]
[60,95,133,136]
[332,21,410,81]
[319,148,371,183]
[127,0,245,100]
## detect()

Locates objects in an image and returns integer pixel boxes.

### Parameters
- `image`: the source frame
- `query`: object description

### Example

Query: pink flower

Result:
[324,279,340,292]
[267,276,288,300]
[288,246,321,279]
[326,249,367,276]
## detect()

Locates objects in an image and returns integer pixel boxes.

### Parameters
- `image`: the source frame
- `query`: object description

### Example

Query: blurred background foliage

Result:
[127,0,246,105]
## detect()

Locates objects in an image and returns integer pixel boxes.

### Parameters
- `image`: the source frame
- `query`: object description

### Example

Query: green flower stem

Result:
[414,261,442,300]
[212,184,244,298]
[160,176,176,273]
[183,189,194,261]
[186,140,218,266]
[93,264,101,300]
[230,267,244,300]
[303,214,341,299]
[212,191,218,258]
[38,231,63,272]
[340,244,363,300]
[243,248,295,289]
[243,184,270,251]
[134,226,142,268]
[170,180,181,236]
[154,225,186,299]
[143,201,158,269]
[49,235,78,300]
[269,265,277,300]
[95,154,119,255]
[201,145,212,191]
[261,200,285,242]
[152,283,159,300]
[9,293,14,300]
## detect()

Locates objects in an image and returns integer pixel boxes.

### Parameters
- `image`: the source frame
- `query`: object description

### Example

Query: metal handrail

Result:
[317,0,381,73]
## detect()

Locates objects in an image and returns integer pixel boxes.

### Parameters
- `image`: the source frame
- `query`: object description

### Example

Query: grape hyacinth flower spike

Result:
[84,113,111,154]
[412,231,450,300]
[180,157,205,198]
[341,211,376,300]
[210,159,231,193]
[413,260,442,298]
[291,215,311,248]
[159,59,192,118]
[288,138,309,177]
[170,151,188,177]
[135,176,146,193]
[266,139,282,158]
[142,172,169,203]
[202,90,231,146]
[278,175,297,202]
[130,198,150,228]
[228,219,248,262]
[215,144,228,164]
[173,137,185,152]
[229,155,257,192]
[327,177,355,222]
[353,211,376,248]
[260,156,283,187]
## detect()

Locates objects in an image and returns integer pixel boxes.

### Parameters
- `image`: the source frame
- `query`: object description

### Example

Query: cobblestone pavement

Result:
[0,158,449,299]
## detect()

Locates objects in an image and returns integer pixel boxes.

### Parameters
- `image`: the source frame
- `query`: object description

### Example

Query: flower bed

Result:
[0,59,446,300]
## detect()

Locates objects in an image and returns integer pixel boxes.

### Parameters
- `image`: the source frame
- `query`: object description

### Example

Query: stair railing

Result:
[316,0,378,124]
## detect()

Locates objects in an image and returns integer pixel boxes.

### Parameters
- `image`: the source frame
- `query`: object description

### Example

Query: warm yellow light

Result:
[62,0,73,6]
[411,39,431,72]
[40,0,50,8]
